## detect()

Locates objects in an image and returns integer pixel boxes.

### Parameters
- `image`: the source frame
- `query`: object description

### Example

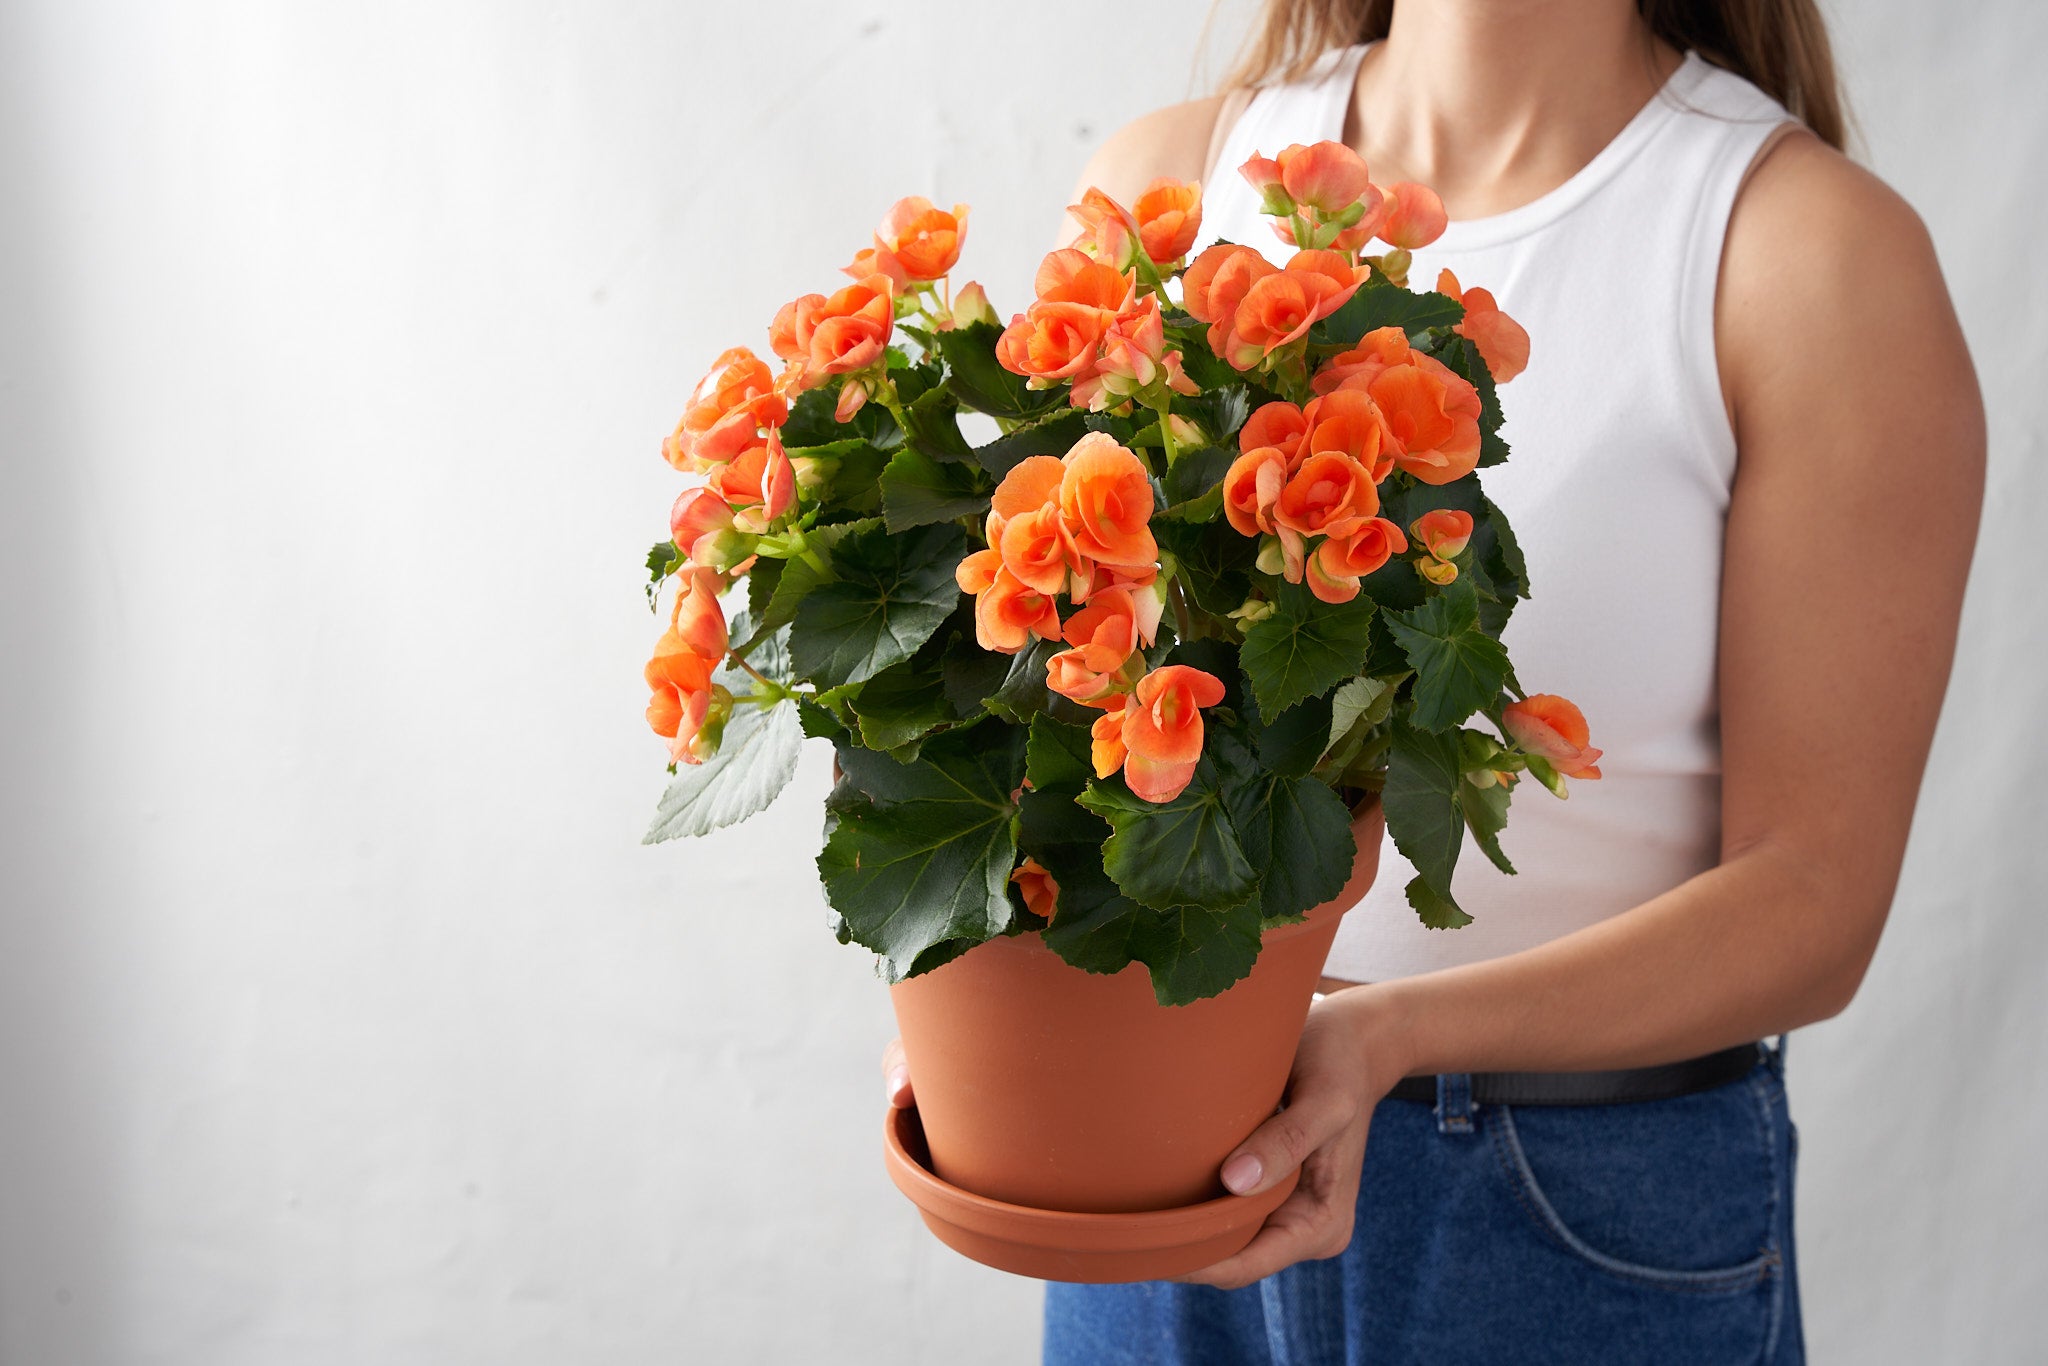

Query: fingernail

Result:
[1221,1153,1262,1195]
[885,1066,910,1106]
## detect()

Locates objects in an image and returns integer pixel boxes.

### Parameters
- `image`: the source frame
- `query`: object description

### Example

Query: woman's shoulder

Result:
[1718,125,1975,453]
[1723,128,1945,354]
[1064,90,1253,203]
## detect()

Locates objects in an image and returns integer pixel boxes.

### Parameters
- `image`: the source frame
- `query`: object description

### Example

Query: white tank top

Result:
[1199,45,1795,981]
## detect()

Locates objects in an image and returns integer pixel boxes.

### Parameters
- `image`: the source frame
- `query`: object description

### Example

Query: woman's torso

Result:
[1196,44,1795,982]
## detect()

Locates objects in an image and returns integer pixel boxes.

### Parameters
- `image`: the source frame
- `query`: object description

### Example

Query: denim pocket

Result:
[1487,1064,1784,1292]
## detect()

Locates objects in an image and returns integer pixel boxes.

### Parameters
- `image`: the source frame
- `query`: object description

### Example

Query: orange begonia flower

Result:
[974,567,1063,654]
[1073,293,1198,412]
[1301,387,1397,482]
[1320,327,1482,485]
[669,486,736,563]
[669,567,730,662]
[1274,451,1380,542]
[989,454,1065,535]
[1411,508,1474,585]
[955,546,1002,596]
[1307,518,1408,604]
[1240,400,1308,465]
[1121,665,1227,803]
[1438,268,1530,383]
[1058,433,1157,569]
[768,276,895,393]
[1223,447,1290,539]
[846,197,969,285]
[663,347,788,473]
[645,576,730,766]
[999,503,1083,597]
[1217,250,1365,370]
[1067,188,1144,272]
[1276,141,1375,216]
[1378,182,1449,250]
[1134,178,1204,264]
[1182,244,1276,331]
[1090,702,1130,780]
[1045,586,1147,708]
[1312,325,1412,395]
[996,248,1135,388]
[1011,858,1060,921]
[1503,695,1604,780]
[1368,356,1483,485]
[708,432,797,532]
[645,633,719,765]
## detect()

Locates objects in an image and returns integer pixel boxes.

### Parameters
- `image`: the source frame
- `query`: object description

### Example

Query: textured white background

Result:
[1,2,2041,1362]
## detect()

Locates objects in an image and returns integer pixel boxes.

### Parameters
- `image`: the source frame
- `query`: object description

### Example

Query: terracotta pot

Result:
[887,801,1384,1230]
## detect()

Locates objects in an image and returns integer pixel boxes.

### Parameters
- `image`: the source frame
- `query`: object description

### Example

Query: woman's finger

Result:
[880,1037,914,1109]
[1175,1123,1368,1289]
[1218,1077,1358,1196]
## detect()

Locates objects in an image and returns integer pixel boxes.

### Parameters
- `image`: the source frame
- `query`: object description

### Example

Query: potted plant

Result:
[640,145,1601,1281]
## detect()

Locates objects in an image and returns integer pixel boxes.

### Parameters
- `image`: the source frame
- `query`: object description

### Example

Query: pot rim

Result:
[883,1104,1297,1248]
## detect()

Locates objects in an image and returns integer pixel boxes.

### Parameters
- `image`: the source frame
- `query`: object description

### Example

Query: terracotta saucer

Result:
[882,1105,1298,1283]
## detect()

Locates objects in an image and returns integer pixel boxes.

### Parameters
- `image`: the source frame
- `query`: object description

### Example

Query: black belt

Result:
[1385,1042,1765,1107]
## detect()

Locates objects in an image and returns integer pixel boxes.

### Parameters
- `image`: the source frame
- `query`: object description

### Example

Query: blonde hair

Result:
[1216,0,1848,151]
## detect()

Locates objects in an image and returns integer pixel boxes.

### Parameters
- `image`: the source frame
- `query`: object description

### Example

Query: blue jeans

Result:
[1044,1044,1801,1365]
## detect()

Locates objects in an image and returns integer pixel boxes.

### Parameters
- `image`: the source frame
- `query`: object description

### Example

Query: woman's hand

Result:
[1174,987,1409,1290]
[881,1037,914,1110]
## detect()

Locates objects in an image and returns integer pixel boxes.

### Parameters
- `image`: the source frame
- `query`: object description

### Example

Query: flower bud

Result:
[951,280,998,329]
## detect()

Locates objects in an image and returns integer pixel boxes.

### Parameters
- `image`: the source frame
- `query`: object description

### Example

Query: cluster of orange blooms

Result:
[954,430,1223,804]
[645,196,975,764]
[645,136,1598,816]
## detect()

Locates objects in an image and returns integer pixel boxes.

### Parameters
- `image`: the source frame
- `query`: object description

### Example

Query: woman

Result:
[886,1,1982,1359]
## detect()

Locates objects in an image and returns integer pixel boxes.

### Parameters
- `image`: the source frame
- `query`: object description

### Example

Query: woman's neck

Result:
[1344,1,1683,221]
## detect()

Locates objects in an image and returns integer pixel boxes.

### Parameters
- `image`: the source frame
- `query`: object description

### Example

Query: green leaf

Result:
[879,446,992,532]
[734,517,880,651]
[973,411,1089,478]
[936,321,1065,421]
[1016,784,1109,851]
[1159,445,1234,520]
[848,653,956,755]
[797,440,892,515]
[901,387,975,463]
[643,700,803,842]
[645,540,680,604]
[1383,580,1511,731]
[1154,519,1258,618]
[817,725,1027,980]
[780,382,900,449]
[1249,688,1335,778]
[1178,384,1252,444]
[1480,494,1529,601]
[1036,844,1265,1006]
[979,637,1094,727]
[1077,760,1258,913]
[1216,732,1357,921]
[1461,773,1515,876]
[1405,873,1474,930]
[788,522,966,688]
[1238,580,1376,717]
[1327,676,1395,751]
[1383,720,1464,909]
[1026,715,1094,791]
[744,556,783,624]
[1312,281,1464,348]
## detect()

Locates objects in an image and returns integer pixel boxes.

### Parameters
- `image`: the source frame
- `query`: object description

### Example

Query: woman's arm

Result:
[1182,130,1985,1289]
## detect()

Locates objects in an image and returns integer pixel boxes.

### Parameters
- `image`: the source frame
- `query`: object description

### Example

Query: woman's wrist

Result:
[1327,978,1426,1090]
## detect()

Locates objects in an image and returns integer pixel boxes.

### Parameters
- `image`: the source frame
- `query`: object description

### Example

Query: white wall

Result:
[0,2,2039,1362]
